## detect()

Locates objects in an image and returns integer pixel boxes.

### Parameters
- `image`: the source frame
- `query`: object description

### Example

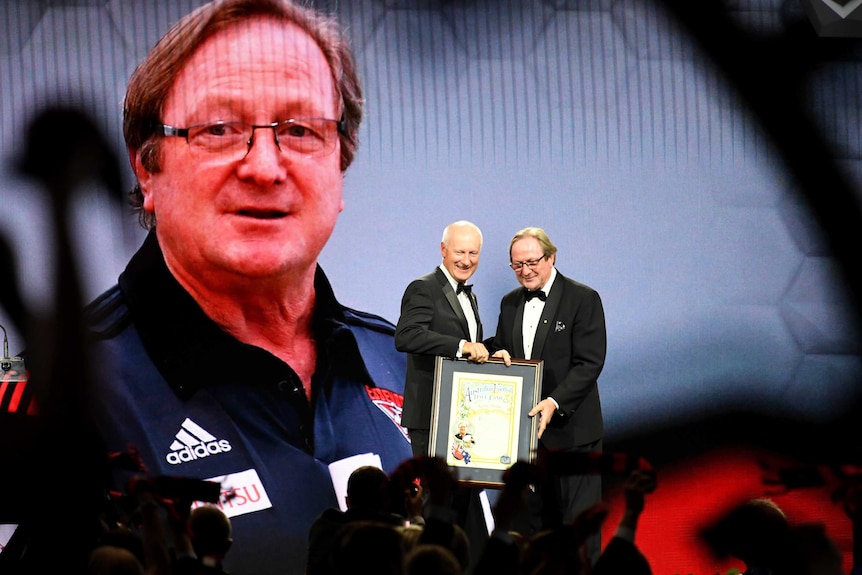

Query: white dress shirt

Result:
[439,265,478,357]
[522,267,557,359]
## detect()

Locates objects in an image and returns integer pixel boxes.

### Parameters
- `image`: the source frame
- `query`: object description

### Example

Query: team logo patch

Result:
[365,386,409,442]
[166,418,233,465]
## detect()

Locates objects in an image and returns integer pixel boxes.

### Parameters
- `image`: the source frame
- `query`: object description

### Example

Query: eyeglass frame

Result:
[509,255,549,271]
[153,116,347,159]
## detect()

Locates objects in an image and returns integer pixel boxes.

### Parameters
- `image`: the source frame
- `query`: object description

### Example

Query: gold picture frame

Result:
[429,356,543,486]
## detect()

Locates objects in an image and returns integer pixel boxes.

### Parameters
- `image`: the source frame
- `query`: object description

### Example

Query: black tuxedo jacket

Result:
[395,267,482,429]
[488,271,606,450]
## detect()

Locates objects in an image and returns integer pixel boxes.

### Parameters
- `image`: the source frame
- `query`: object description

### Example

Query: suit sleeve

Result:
[395,279,462,357]
[551,288,607,413]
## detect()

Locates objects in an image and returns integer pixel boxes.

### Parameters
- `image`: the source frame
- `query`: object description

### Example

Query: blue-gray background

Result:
[1,0,860,445]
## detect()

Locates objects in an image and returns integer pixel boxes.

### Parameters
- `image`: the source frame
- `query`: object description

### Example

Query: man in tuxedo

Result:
[395,220,509,457]
[489,226,607,563]
[395,221,510,564]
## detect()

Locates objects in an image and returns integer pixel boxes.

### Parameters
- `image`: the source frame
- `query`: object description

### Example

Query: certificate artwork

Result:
[446,370,524,469]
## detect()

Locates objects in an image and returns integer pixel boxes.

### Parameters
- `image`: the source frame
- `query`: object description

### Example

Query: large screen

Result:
[1,1,861,571]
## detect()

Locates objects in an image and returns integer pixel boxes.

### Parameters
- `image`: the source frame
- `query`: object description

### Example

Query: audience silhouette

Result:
[702,497,792,574]
[173,505,233,575]
[702,495,851,575]
[307,465,406,575]
[74,452,858,575]
[87,545,145,575]
[331,520,405,575]
[2,426,859,575]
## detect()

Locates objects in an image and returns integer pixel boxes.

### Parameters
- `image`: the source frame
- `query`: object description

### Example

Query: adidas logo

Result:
[166,418,232,465]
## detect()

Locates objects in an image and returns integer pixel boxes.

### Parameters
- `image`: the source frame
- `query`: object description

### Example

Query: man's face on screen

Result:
[138,16,344,283]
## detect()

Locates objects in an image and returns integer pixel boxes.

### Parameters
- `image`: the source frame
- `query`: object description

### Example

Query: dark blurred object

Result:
[542,450,653,477]
[602,11,862,547]
[831,465,862,569]
[16,106,123,204]
[762,464,829,493]
[799,0,862,37]
[107,446,149,474]
[701,498,790,567]
[831,465,862,515]
[701,496,846,575]
[659,0,862,372]
[0,106,124,574]
[0,233,28,337]
[127,475,222,504]
[758,456,862,500]
[520,506,609,575]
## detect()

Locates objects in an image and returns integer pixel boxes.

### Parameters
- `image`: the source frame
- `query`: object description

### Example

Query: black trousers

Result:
[408,428,430,457]
[523,439,604,565]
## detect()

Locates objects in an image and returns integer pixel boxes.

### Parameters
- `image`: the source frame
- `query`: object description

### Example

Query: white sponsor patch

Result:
[191,469,272,519]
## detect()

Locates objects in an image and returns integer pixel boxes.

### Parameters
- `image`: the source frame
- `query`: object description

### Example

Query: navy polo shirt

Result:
[86,232,412,575]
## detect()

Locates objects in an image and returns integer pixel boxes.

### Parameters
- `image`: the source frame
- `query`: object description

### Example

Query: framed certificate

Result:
[429,356,543,486]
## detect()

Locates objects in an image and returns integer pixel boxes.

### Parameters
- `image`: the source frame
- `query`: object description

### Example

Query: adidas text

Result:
[166,440,232,465]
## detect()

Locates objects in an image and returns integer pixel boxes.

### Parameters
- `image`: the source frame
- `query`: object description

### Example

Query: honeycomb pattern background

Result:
[1,0,860,445]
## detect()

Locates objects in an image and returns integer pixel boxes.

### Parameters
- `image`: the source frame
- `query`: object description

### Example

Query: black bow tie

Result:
[523,289,547,302]
[456,283,473,296]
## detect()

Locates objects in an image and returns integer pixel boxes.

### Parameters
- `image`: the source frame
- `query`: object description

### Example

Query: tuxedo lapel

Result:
[436,268,471,340]
[531,276,562,359]
[512,299,526,358]
[470,292,483,341]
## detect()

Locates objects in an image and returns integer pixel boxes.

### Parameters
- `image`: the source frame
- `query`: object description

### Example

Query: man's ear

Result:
[130,149,156,213]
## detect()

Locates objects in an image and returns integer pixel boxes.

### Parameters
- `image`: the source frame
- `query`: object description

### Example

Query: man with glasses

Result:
[84,2,412,574]
[488,226,607,564]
